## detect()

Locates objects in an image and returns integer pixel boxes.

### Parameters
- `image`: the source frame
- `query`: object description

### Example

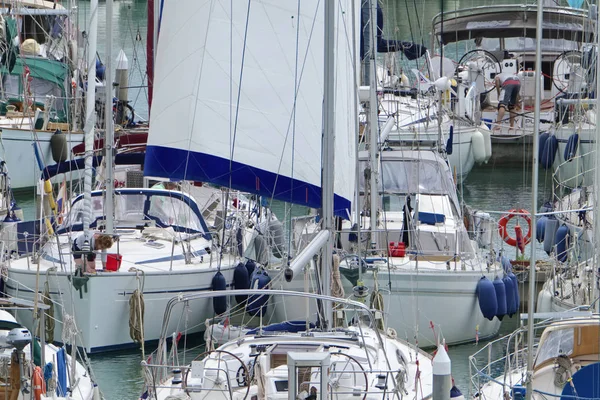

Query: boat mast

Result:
[525,2,543,399]
[82,0,98,235]
[368,0,379,249]
[104,0,115,234]
[321,0,336,328]
[146,0,154,111]
[594,3,600,314]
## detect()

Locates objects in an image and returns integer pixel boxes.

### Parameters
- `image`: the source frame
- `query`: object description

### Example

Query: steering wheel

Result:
[183,349,250,399]
[454,49,502,94]
[328,352,369,400]
[553,50,584,94]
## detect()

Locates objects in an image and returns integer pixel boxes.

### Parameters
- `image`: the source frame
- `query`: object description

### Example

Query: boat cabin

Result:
[431,5,596,108]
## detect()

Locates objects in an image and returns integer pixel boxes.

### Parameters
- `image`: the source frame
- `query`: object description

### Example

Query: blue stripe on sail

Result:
[144,145,351,219]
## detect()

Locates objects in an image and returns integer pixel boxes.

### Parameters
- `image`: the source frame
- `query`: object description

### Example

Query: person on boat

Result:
[151,180,178,191]
[150,180,180,225]
[494,72,521,131]
[72,233,114,274]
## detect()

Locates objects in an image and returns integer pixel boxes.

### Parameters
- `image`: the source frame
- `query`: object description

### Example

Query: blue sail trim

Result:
[144,145,351,219]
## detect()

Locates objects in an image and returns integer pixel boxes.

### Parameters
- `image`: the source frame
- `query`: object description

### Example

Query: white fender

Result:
[471,129,486,164]
[479,123,493,162]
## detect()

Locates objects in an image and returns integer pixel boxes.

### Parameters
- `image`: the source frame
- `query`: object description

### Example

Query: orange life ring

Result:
[498,209,532,247]
[32,365,46,400]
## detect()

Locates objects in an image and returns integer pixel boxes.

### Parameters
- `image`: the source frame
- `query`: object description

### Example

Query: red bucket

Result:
[388,242,406,257]
[106,254,122,271]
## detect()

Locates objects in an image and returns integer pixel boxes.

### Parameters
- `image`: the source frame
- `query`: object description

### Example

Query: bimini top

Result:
[60,189,211,238]
[432,5,593,45]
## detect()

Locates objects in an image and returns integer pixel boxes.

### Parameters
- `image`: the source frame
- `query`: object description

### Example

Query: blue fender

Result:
[563,133,579,162]
[540,135,558,169]
[233,262,250,304]
[543,217,559,255]
[555,224,570,263]
[508,271,520,313]
[493,276,507,320]
[247,269,271,316]
[212,271,227,315]
[245,259,256,277]
[538,132,549,161]
[503,275,516,317]
[476,276,497,321]
[536,215,548,243]
[446,125,454,155]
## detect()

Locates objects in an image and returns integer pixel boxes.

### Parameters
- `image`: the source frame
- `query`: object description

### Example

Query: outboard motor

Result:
[7,327,32,395]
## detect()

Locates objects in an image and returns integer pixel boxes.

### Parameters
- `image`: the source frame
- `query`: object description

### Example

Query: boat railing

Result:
[431,4,590,31]
[141,348,394,398]
[469,310,596,397]
[468,326,531,398]
[141,361,235,398]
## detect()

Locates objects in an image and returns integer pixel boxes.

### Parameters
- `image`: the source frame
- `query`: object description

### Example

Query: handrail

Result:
[431,4,590,29]
[156,289,378,367]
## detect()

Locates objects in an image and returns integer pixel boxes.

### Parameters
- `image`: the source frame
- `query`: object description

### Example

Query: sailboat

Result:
[0,0,283,354]
[139,2,437,399]
[0,0,83,190]
[468,3,600,400]
[325,0,503,348]
[430,3,595,171]
[369,0,492,183]
[0,297,98,399]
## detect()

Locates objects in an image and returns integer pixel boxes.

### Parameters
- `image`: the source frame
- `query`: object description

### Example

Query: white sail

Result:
[145,0,357,218]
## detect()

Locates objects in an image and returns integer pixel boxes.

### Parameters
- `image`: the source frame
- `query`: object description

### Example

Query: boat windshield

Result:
[504,38,579,53]
[447,37,579,59]
[63,191,206,234]
[534,327,574,367]
[360,159,454,195]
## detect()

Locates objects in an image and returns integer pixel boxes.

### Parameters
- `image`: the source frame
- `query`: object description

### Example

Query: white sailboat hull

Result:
[270,268,501,347]
[346,269,501,347]
[5,265,235,353]
[0,127,83,189]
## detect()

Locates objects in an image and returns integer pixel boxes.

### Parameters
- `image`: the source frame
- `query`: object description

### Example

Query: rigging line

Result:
[285,0,302,261]
[401,0,415,47]
[219,0,253,268]
[267,1,320,203]
[181,0,218,185]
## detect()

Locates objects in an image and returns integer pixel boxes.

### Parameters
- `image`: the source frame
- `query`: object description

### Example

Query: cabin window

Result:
[0,74,64,113]
[535,328,574,367]
[1,75,19,99]
[358,160,450,195]
[147,195,203,232]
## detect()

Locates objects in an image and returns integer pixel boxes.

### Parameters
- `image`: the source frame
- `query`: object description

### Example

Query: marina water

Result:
[9,0,549,398]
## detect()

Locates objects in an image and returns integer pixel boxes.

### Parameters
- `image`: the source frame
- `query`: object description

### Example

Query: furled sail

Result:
[145,0,357,219]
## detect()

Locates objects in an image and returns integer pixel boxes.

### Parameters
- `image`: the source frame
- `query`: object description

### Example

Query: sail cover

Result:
[145,0,357,219]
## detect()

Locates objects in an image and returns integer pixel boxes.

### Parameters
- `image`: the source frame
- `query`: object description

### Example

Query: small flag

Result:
[175,332,182,344]
[56,179,67,224]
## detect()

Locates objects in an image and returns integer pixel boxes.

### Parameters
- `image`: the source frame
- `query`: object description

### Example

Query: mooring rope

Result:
[129,270,146,358]
[42,280,55,343]
[370,270,385,331]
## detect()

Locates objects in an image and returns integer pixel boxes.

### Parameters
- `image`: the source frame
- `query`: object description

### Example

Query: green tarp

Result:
[1,57,68,90]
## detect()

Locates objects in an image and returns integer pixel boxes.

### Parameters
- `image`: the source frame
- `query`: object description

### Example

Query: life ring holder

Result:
[498,209,532,247]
